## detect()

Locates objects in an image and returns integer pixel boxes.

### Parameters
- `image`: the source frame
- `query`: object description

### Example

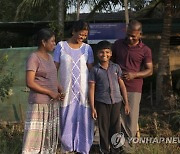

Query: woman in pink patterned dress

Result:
[22,28,64,154]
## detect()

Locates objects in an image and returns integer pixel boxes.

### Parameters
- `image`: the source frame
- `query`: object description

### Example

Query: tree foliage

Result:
[15,0,59,21]
[134,0,180,18]
[0,54,14,102]
[0,0,21,21]
[0,0,180,22]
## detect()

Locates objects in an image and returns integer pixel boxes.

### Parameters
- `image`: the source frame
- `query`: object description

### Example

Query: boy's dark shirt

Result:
[112,39,152,93]
[89,61,123,104]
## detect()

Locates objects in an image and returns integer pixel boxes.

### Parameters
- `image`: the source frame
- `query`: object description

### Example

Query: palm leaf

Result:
[85,0,121,20]
[15,0,50,20]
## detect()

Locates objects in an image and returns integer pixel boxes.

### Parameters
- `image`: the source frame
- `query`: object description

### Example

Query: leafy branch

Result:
[0,54,14,102]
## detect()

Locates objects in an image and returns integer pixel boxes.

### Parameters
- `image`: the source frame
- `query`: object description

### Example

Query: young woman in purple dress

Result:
[54,20,94,154]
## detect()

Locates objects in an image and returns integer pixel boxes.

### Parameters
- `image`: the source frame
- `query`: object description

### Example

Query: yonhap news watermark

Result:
[111,132,180,148]
[128,136,180,144]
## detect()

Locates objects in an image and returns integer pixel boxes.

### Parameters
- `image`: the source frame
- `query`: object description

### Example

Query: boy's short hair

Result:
[96,40,112,52]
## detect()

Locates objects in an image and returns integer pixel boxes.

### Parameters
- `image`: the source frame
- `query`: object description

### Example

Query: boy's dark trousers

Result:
[95,101,121,154]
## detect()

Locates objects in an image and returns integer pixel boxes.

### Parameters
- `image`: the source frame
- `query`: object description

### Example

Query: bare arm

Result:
[88,82,97,120]
[123,62,153,80]
[118,78,130,114]
[87,63,94,71]
[54,61,60,70]
[54,61,61,91]
[54,62,62,92]
[26,71,60,100]
[54,61,64,100]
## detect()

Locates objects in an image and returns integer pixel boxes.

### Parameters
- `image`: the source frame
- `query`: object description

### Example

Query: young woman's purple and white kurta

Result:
[54,41,94,154]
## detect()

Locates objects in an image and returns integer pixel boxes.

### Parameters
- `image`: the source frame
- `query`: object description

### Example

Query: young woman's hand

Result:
[59,92,65,101]
[57,85,65,101]
[91,108,97,120]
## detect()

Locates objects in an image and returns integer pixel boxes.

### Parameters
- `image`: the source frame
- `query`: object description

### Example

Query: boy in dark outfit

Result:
[88,41,130,154]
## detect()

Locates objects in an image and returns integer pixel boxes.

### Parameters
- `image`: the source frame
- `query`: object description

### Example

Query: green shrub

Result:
[0,54,14,102]
[0,123,23,154]
[170,110,180,132]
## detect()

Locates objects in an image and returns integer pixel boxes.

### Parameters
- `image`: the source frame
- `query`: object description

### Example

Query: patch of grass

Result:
[0,91,179,153]
[135,143,180,154]
[0,123,23,154]
[170,110,180,132]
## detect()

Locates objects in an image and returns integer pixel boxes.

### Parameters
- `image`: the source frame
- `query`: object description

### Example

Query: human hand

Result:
[123,72,137,80]
[58,85,63,93]
[59,92,65,101]
[124,103,130,115]
[49,91,61,101]
[91,108,97,120]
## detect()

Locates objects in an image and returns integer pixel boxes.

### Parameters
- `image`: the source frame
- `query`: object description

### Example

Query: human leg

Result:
[95,102,111,154]
[109,103,121,153]
[22,103,59,154]
[60,102,94,154]
[120,92,141,153]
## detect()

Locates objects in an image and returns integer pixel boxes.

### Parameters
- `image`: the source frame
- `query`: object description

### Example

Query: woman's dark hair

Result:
[72,20,90,32]
[96,40,112,52]
[37,28,55,46]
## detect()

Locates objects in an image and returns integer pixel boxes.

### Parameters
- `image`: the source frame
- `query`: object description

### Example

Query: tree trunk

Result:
[124,0,129,29]
[156,0,174,108]
[77,0,80,20]
[58,0,64,40]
